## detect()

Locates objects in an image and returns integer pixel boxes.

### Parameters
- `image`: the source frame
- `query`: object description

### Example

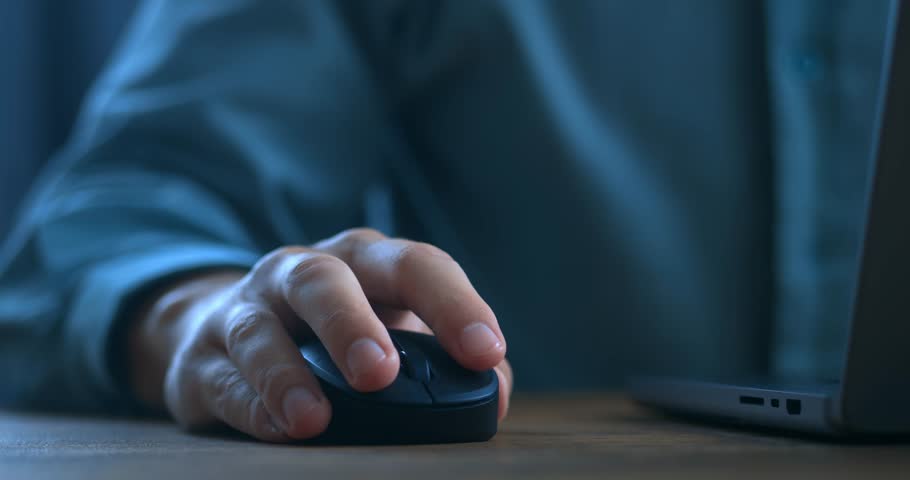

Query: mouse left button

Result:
[427,369,498,406]
[299,344,347,391]
[300,343,433,406]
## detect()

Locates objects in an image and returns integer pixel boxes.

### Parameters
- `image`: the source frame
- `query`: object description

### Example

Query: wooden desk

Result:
[2,394,908,480]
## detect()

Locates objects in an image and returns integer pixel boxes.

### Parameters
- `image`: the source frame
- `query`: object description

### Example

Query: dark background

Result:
[0,1,138,236]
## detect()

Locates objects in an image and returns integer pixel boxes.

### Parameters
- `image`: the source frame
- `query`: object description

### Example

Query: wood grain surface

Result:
[2,393,908,480]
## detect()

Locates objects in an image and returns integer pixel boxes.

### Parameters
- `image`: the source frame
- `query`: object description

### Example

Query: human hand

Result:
[127,229,511,441]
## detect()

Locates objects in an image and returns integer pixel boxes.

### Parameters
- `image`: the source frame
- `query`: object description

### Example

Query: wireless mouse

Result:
[298,329,499,445]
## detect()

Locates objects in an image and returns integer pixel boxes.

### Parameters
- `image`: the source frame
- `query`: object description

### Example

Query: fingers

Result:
[269,249,400,392]
[372,302,513,421]
[165,349,290,442]
[376,306,511,421]
[493,359,514,421]
[219,303,331,439]
[162,235,512,446]
[197,357,288,441]
[316,229,506,371]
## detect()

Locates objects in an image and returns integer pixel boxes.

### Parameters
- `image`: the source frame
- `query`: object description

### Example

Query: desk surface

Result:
[2,394,908,480]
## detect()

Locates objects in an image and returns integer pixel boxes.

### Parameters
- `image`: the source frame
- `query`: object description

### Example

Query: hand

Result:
[127,229,512,441]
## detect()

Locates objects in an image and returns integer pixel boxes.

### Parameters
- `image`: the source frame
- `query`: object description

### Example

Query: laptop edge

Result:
[629,0,910,438]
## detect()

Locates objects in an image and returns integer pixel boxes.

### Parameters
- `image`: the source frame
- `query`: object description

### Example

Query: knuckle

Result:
[253,363,300,404]
[223,309,271,355]
[291,254,344,279]
[338,227,385,245]
[252,246,308,276]
[286,254,347,287]
[393,242,454,272]
[209,368,248,416]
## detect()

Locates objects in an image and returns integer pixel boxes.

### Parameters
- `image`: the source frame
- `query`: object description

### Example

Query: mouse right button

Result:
[427,368,498,405]
[424,355,498,405]
[392,330,498,406]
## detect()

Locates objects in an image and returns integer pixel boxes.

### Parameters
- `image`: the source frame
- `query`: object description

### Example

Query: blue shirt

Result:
[0,0,890,411]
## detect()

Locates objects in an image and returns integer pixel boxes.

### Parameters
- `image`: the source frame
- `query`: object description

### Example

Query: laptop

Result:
[628,0,910,438]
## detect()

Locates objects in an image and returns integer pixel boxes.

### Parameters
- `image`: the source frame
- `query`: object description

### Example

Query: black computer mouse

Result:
[298,329,499,445]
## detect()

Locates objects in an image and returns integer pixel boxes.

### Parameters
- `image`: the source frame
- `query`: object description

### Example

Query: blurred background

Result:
[0,1,137,237]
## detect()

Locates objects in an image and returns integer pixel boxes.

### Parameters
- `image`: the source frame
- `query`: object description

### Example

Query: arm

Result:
[0,0,512,438]
[0,0,393,412]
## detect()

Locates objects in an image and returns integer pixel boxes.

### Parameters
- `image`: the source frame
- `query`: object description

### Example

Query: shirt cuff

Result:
[63,242,260,413]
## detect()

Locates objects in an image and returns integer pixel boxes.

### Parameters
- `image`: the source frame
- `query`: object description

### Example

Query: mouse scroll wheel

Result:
[391,337,412,372]
[391,337,433,383]
[391,338,408,360]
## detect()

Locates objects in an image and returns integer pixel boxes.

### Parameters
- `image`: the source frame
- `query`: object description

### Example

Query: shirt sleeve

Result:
[0,0,398,412]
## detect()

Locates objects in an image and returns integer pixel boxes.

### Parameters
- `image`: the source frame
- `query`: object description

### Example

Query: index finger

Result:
[315,229,506,371]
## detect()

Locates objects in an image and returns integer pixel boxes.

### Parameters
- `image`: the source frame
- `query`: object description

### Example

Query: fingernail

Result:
[346,338,387,380]
[460,323,503,357]
[282,387,321,430]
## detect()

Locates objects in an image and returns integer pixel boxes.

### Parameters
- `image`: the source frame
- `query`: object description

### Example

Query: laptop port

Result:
[739,396,764,406]
[786,399,802,415]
